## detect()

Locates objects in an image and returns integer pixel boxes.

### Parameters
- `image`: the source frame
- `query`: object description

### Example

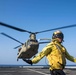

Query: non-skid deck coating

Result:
[0,67,76,75]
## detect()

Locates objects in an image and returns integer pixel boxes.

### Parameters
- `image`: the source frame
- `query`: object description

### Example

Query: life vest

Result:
[46,40,66,70]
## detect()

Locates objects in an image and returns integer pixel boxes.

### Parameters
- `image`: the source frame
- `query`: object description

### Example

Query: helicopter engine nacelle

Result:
[17,40,39,60]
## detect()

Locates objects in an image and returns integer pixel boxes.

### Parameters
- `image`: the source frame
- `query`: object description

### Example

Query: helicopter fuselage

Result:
[17,39,39,60]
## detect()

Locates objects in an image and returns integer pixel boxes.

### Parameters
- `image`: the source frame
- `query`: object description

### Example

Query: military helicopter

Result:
[0,22,76,61]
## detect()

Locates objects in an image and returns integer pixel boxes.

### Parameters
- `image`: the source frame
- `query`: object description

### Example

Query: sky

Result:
[0,0,76,65]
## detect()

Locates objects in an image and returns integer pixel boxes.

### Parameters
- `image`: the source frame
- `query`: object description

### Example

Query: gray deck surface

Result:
[0,67,76,75]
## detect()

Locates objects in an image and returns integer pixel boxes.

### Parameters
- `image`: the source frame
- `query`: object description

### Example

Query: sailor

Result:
[23,30,76,75]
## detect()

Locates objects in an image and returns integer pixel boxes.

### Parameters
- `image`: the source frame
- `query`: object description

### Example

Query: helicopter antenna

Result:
[35,24,76,34]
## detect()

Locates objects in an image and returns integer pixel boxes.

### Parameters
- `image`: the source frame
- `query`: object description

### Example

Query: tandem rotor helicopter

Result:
[0,22,76,61]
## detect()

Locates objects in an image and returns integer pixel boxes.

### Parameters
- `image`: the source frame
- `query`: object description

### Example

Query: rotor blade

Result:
[39,38,51,41]
[39,41,50,44]
[0,22,32,33]
[1,32,23,45]
[14,45,22,49]
[35,24,76,34]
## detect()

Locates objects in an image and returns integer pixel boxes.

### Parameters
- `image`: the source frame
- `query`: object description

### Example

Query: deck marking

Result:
[0,71,15,72]
[28,69,50,75]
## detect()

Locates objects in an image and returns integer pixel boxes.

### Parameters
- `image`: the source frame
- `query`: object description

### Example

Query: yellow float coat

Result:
[32,39,76,70]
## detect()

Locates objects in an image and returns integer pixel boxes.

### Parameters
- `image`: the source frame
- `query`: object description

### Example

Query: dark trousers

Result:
[50,69,66,75]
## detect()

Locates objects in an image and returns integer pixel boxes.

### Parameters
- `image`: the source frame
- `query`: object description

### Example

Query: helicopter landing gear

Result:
[17,58,19,61]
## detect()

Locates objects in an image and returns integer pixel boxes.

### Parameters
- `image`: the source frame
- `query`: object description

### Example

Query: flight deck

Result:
[0,67,76,75]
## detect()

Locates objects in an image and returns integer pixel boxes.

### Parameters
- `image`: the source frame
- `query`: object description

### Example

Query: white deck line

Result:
[28,69,50,75]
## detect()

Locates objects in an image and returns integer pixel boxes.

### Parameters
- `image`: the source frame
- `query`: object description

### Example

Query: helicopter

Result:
[0,22,76,61]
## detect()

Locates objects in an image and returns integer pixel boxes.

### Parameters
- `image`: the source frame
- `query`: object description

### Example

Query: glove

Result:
[22,59,32,65]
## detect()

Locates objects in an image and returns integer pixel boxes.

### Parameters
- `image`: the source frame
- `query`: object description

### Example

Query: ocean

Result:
[0,65,76,69]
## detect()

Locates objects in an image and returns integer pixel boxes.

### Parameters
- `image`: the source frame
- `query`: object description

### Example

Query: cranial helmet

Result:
[52,30,64,40]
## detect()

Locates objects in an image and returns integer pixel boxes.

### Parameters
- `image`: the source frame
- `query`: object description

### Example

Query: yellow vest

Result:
[32,39,76,70]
